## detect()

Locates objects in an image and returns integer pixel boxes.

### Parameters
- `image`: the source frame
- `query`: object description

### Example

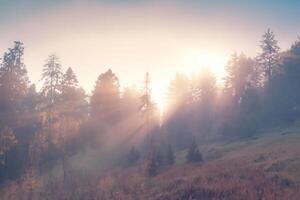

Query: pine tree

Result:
[60,67,86,114]
[166,144,175,165]
[59,67,86,183]
[167,73,191,109]
[0,41,28,124]
[62,67,78,89]
[90,69,120,123]
[145,150,157,177]
[186,139,203,163]
[127,146,140,166]
[41,54,63,105]
[224,53,255,106]
[140,72,155,145]
[257,28,280,83]
[156,146,165,167]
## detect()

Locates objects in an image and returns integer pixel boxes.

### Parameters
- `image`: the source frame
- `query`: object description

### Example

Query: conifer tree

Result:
[90,69,120,123]
[186,139,203,163]
[166,144,175,165]
[0,41,28,124]
[41,54,63,105]
[126,146,140,166]
[140,72,155,145]
[257,28,280,83]
[145,150,157,177]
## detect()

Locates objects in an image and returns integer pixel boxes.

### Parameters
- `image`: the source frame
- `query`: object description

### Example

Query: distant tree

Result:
[167,73,191,110]
[145,149,157,177]
[61,67,78,89]
[59,67,87,183]
[222,53,262,136]
[155,146,165,167]
[0,41,28,125]
[22,84,40,113]
[224,53,255,107]
[121,87,141,116]
[256,29,280,83]
[90,69,120,124]
[165,73,193,149]
[263,38,300,123]
[166,144,175,165]
[194,67,217,134]
[126,146,140,166]
[186,139,203,163]
[60,67,87,117]
[140,72,157,145]
[41,54,63,106]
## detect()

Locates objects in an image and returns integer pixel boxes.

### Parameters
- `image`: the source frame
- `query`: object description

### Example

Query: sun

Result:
[177,50,228,82]
[150,50,228,116]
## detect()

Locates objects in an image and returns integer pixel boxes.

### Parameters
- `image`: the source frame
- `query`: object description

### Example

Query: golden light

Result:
[177,50,228,82]
[151,50,229,116]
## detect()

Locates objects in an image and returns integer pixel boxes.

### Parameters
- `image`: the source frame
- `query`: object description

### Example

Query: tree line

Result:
[1,28,300,181]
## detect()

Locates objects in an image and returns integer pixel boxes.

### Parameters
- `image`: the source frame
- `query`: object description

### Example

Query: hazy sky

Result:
[0,0,300,107]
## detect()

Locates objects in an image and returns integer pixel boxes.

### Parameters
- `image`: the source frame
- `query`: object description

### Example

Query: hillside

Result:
[94,125,300,200]
[2,125,300,199]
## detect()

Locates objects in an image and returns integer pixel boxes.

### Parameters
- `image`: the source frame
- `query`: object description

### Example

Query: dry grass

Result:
[2,126,300,199]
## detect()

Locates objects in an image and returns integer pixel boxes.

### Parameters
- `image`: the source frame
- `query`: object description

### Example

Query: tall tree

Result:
[165,73,193,149]
[264,39,300,123]
[61,67,78,89]
[257,29,280,83]
[90,69,120,124]
[41,54,63,106]
[222,53,261,136]
[224,53,255,107]
[166,144,175,165]
[194,67,217,135]
[186,139,203,163]
[35,54,64,174]
[167,73,191,110]
[140,73,157,145]
[59,67,87,182]
[0,41,28,125]
[122,87,141,116]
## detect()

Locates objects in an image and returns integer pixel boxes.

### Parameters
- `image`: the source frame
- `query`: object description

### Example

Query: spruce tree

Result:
[257,28,280,83]
[127,146,140,166]
[41,54,63,105]
[90,69,120,123]
[0,41,28,124]
[186,139,203,163]
[166,144,175,165]
[145,150,157,177]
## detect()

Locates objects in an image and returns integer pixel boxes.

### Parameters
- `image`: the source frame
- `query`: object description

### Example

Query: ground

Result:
[2,124,300,199]
[96,124,300,199]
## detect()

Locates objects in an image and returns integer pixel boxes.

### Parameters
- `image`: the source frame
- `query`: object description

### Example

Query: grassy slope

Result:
[202,125,300,183]
[95,124,300,200]
[2,124,300,199]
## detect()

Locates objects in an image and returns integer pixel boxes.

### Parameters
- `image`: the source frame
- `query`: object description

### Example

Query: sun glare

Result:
[151,51,228,117]
[178,51,228,82]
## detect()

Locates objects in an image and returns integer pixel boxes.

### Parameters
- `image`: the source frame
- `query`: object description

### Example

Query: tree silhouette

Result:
[0,41,28,125]
[257,29,280,83]
[90,69,120,124]
[186,139,203,163]
[41,54,63,105]
[126,146,140,166]
[166,144,175,165]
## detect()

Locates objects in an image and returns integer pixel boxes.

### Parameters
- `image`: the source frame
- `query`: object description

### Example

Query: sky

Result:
[0,0,300,109]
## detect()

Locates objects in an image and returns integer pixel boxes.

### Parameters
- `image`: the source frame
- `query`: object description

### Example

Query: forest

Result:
[1,29,300,199]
